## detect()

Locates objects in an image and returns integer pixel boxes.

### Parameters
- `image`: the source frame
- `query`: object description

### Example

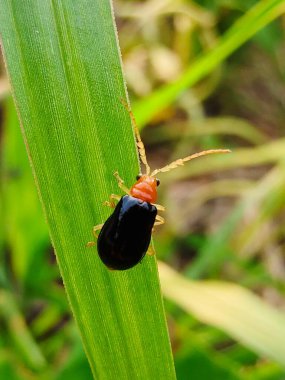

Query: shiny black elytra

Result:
[97,195,157,270]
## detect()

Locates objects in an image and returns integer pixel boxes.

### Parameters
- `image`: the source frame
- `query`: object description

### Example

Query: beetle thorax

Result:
[130,175,157,203]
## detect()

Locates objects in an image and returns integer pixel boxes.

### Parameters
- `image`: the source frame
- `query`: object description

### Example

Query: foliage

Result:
[1,0,285,379]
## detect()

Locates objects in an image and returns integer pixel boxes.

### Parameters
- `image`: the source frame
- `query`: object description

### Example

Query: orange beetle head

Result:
[130,175,160,203]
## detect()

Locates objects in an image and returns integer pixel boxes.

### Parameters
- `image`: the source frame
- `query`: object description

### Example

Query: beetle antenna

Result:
[150,149,231,177]
[120,98,151,175]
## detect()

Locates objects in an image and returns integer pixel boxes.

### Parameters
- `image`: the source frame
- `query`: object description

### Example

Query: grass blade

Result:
[0,1,176,378]
[159,262,285,367]
[0,290,46,371]
[134,0,285,126]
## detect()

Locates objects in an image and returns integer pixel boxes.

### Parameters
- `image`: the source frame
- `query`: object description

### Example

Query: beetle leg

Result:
[86,241,96,247]
[103,201,115,208]
[147,244,156,256]
[114,171,130,195]
[152,215,165,233]
[103,194,121,208]
[111,194,121,201]
[92,223,104,238]
[86,223,104,247]
[152,203,165,211]
[154,215,165,226]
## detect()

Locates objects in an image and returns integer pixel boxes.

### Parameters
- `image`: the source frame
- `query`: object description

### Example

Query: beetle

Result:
[88,100,230,270]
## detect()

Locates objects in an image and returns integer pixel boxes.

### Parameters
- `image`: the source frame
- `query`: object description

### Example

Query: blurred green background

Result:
[1,0,285,379]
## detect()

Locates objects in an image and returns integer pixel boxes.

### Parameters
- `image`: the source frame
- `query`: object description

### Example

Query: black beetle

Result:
[87,99,230,270]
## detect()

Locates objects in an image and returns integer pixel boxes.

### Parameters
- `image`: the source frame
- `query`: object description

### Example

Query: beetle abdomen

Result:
[97,195,157,270]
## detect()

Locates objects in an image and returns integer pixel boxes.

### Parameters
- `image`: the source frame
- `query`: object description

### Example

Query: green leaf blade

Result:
[133,0,285,127]
[0,1,176,378]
